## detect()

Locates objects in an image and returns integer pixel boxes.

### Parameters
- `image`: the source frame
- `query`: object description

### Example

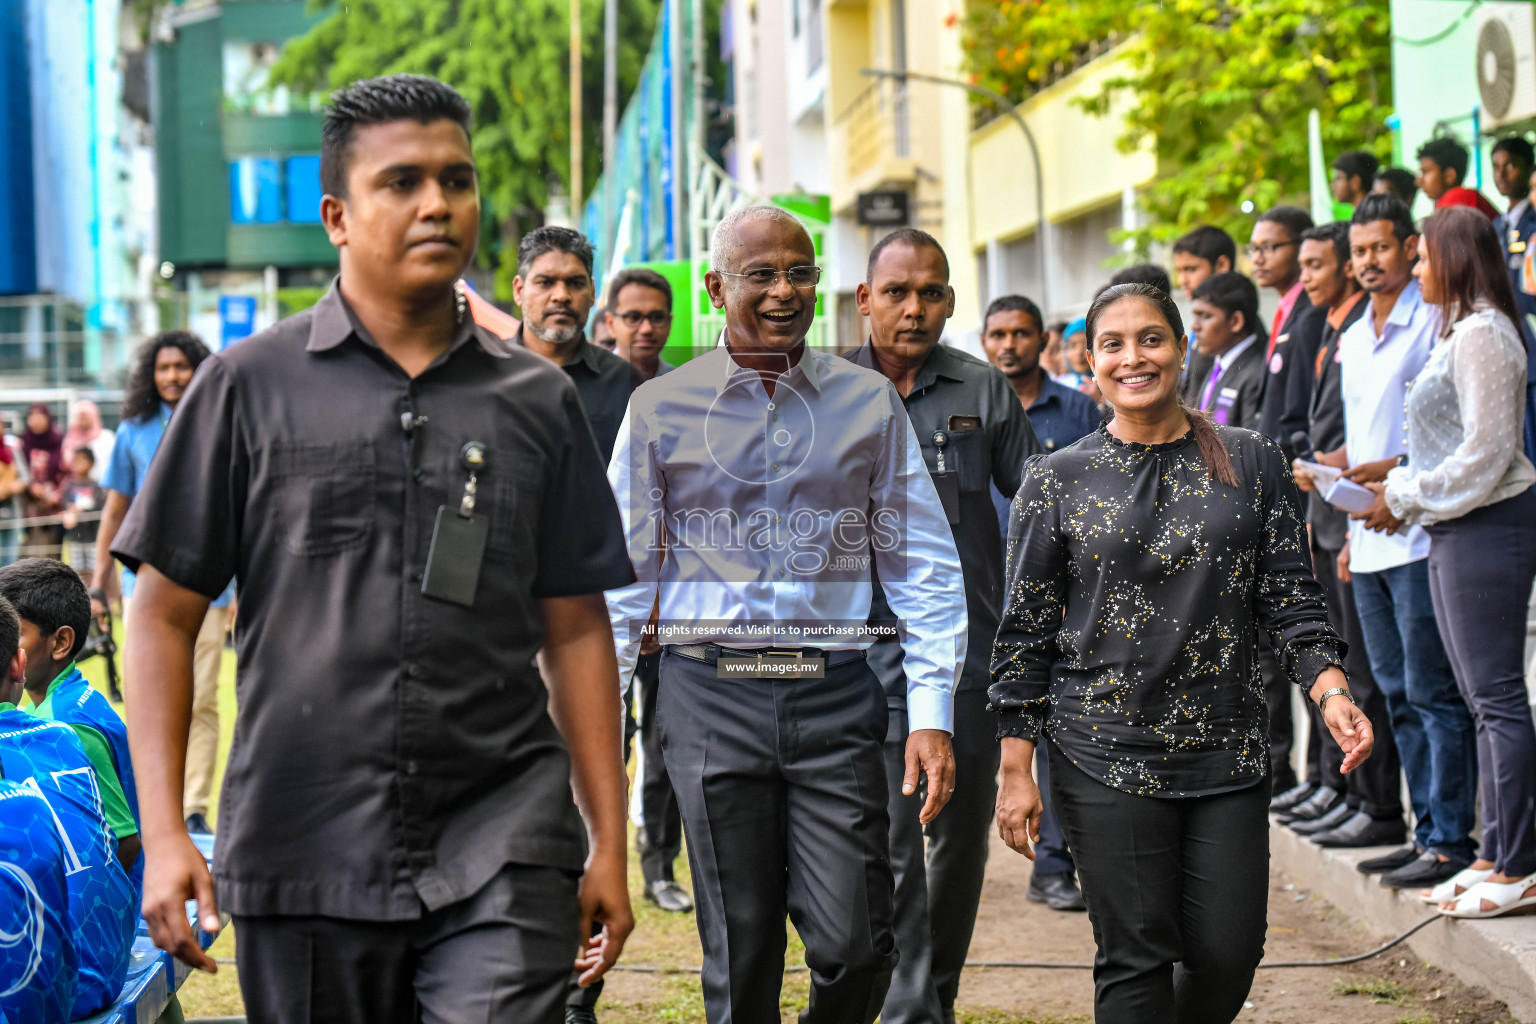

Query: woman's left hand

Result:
[1312,670,1375,774]
[1350,481,1404,534]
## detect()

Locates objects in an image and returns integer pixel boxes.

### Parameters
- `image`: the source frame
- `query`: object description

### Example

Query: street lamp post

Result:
[861,67,1053,316]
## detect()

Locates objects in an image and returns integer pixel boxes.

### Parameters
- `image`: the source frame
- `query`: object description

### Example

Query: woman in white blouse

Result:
[1356,205,1536,919]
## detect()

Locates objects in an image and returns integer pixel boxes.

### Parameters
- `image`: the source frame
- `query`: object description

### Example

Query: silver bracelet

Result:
[1316,686,1354,712]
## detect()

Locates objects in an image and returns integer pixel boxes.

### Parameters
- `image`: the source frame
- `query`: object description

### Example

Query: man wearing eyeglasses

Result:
[605,268,676,381]
[606,205,964,1024]
[600,266,695,928]
[1248,205,1332,801]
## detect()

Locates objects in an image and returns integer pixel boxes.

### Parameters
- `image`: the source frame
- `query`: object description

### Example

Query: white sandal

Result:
[1438,872,1536,919]
[1419,866,1494,904]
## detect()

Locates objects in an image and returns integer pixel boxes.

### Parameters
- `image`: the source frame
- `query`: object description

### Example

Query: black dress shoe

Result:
[1311,812,1407,849]
[1357,845,1421,874]
[1027,872,1087,911]
[1290,800,1353,836]
[1269,781,1317,813]
[185,812,214,836]
[565,1010,599,1024]
[1380,852,1471,889]
[1277,785,1341,824]
[644,879,695,913]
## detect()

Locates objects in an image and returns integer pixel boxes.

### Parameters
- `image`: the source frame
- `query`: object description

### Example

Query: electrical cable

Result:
[601,914,1446,974]
[1393,0,1482,49]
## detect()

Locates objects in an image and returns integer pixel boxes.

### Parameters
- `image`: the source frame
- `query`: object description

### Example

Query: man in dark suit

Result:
[1490,137,1536,465]
[1189,272,1266,432]
[1250,206,1328,461]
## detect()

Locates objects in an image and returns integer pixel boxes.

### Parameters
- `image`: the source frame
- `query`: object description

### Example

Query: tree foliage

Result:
[268,0,662,268]
[961,0,1393,247]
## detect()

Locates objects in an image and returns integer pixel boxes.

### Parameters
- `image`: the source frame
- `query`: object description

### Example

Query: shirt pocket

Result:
[272,440,377,557]
[484,448,547,564]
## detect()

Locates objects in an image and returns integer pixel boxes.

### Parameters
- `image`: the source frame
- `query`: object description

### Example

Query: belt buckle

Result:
[761,649,803,661]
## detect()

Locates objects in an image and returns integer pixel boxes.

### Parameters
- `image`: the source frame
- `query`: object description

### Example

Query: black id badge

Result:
[422,441,490,607]
[422,507,488,606]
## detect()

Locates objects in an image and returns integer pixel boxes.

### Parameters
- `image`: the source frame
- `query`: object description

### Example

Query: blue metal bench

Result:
[74,832,219,1024]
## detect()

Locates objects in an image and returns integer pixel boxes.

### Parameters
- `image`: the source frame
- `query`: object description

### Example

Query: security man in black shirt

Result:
[845,229,1040,1024]
[113,75,636,1024]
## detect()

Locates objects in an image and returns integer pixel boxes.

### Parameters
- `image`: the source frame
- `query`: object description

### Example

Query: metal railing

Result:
[834,77,911,186]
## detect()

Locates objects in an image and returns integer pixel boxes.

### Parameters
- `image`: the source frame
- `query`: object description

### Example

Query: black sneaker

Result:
[1027,872,1087,912]
[1277,786,1341,824]
[1380,852,1471,889]
[1269,781,1317,814]
[1311,812,1407,849]
[1290,800,1353,836]
[1357,845,1421,874]
[644,879,695,914]
[185,813,214,836]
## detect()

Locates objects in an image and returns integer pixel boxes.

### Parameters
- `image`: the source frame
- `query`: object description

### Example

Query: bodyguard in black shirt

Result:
[513,226,644,464]
[113,76,636,1023]
[992,284,1373,1023]
[845,230,1040,1024]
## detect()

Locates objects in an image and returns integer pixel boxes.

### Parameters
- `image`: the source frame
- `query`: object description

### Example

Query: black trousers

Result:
[1310,536,1404,819]
[880,690,1004,1023]
[1049,743,1269,1024]
[1426,490,1536,877]
[235,864,580,1024]
[635,650,684,884]
[657,648,897,1024]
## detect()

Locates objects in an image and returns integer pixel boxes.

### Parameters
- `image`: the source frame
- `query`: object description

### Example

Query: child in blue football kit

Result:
[0,779,76,1024]
[0,560,140,888]
[0,593,136,1020]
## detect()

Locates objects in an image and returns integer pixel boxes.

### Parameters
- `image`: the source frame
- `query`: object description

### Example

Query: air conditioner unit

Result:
[1476,2,1536,129]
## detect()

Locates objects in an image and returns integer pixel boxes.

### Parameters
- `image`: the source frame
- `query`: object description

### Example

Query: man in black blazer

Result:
[1250,206,1329,460]
[1189,272,1266,432]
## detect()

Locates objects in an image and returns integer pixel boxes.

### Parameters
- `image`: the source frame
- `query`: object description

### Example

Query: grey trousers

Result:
[657,648,897,1024]
[234,864,580,1024]
[1426,489,1536,877]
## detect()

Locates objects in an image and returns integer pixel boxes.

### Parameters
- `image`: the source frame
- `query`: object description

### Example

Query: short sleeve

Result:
[100,422,138,496]
[530,385,636,598]
[72,725,136,840]
[111,359,244,600]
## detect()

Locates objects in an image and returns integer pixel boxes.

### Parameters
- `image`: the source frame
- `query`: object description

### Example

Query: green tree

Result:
[268,0,662,290]
[962,0,1393,248]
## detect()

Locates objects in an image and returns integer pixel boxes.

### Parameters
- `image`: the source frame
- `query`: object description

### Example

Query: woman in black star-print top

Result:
[990,283,1374,1024]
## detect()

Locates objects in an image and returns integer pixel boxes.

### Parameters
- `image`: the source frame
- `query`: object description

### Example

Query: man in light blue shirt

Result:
[1338,194,1477,890]
[91,332,231,836]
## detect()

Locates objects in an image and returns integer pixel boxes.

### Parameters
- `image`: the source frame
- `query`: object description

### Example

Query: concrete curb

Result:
[1270,822,1536,1023]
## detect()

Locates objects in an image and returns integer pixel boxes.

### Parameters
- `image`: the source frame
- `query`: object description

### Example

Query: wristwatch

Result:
[1316,687,1354,712]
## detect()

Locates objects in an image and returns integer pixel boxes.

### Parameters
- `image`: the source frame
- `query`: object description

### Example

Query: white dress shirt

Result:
[1339,280,1436,573]
[1385,306,1536,525]
[605,344,966,733]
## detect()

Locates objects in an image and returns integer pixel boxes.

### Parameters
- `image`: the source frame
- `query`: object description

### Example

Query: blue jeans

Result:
[1351,559,1478,861]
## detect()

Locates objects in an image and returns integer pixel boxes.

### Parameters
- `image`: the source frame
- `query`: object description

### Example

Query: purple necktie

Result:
[1199,361,1225,411]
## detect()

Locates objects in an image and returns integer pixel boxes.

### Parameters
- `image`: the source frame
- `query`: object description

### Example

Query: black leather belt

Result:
[666,642,867,668]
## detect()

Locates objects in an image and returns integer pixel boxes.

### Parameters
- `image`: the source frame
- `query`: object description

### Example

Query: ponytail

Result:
[1087,282,1239,489]
[1183,402,1239,488]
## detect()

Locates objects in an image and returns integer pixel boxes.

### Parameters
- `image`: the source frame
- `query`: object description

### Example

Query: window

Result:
[285,156,323,224]
[229,158,283,224]
[228,155,323,225]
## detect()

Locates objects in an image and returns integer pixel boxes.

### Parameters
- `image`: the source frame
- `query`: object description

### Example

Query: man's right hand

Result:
[1342,457,1399,486]
[142,831,222,973]
[1291,458,1317,492]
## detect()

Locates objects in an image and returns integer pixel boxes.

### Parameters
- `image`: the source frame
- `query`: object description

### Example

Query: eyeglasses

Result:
[716,266,823,289]
[614,310,672,327]
[1244,241,1296,259]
